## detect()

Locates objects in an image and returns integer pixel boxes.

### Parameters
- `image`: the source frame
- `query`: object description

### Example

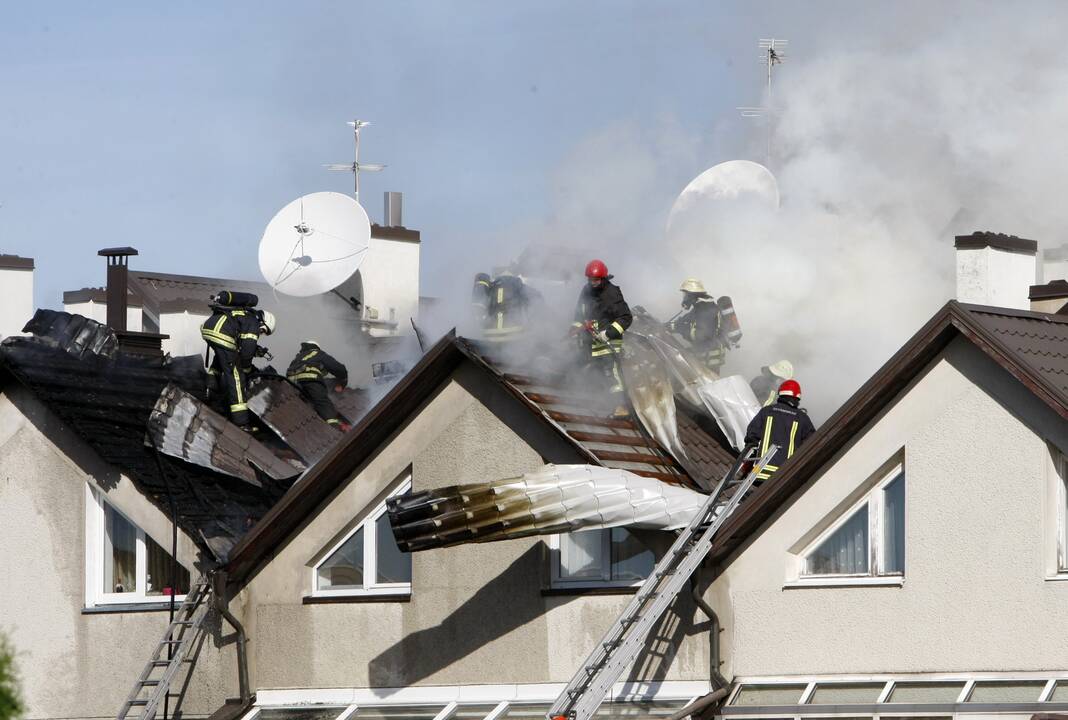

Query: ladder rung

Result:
[141,680,160,686]
[129,699,148,706]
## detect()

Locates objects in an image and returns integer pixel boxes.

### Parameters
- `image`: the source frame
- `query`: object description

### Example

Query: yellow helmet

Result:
[679,278,706,294]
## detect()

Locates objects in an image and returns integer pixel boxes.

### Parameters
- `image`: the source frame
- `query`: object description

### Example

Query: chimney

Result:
[1043,243,1068,283]
[0,255,34,340]
[97,246,167,356]
[384,191,403,227]
[954,232,1037,310]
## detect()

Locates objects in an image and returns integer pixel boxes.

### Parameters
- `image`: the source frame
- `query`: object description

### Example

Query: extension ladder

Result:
[116,578,212,720]
[547,446,777,720]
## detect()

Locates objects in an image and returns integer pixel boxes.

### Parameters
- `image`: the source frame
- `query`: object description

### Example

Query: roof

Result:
[706,300,1068,569]
[1030,279,1068,301]
[954,231,1038,254]
[1,310,367,561]
[0,254,34,270]
[224,332,734,585]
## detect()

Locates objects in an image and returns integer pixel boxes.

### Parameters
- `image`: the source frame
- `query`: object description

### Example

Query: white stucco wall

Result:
[63,299,143,332]
[237,365,707,692]
[359,235,420,336]
[956,246,1036,310]
[708,337,1068,679]
[0,267,33,339]
[0,383,234,719]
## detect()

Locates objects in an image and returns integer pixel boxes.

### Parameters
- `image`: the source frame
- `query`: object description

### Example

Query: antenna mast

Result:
[737,38,788,166]
[325,119,386,204]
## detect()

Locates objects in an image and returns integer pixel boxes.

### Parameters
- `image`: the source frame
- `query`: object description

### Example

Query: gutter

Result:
[211,571,251,705]
[690,575,729,691]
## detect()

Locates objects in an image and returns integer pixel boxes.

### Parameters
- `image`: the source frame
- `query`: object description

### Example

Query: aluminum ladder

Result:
[116,578,212,720]
[546,446,777,720]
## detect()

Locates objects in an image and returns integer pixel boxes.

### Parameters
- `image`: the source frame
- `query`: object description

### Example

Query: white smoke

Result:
[455,3,1068,421]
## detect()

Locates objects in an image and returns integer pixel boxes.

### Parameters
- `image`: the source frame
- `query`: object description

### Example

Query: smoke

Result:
[445,2,1068,422]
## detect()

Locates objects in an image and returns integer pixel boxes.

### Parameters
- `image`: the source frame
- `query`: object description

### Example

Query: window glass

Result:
[103,504,137,594]
[610,528,654,581]
[376,513,412,584]
[259,709,348,720]
[883,473,905,573]
[806,504,869,575]
[732,684,808,706]
[966,680,1046,703]
[593,702,682,719]
[559,531,606,580]
[354,706,443,720]
[500,704,550,720]
[1050,681,1068,702]
[887,681,965,703]
[1060,455,1068,571]
[318,527,365,590]
[809,683,884,704]
[145,532,191,597]
[451,705,505,720]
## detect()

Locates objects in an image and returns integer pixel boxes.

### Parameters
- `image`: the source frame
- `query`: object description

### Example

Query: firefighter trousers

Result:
[297,380,342,425]
[590,353,625,405]
[206,345,251,426]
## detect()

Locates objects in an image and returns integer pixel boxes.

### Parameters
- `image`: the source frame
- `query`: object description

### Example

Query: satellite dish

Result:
[666,160,780,235]
[258,191,371,297]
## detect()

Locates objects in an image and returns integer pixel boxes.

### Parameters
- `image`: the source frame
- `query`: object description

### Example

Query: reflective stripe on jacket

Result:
[744,398,816,480]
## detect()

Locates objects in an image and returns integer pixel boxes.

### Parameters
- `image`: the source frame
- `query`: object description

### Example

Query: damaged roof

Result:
[1,310,361,561]
[223,331,737,584]
[706,300,1068,569]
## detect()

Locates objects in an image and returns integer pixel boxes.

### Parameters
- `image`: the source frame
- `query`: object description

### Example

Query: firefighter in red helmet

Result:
[743,379,816,483]
[571,259,633,418]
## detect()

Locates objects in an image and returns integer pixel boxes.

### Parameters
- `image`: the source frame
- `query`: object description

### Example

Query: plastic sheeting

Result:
[619,334,688,463]
[387,464,709,552]
[694,375,761,451]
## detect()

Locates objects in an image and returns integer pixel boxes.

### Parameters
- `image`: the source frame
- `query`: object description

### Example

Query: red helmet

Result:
[585,259,608,278]
[778,379,801,398]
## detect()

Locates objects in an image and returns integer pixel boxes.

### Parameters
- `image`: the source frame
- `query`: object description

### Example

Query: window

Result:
[799,464,904,580]
[1055,451,1068,573]
[550,527,655,589]
[313,476,412,597]
[85,486,190,606]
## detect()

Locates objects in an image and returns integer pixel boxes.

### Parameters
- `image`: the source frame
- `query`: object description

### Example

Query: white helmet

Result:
[679,278,706,294]
[259,310,276,336]
[767,359,794,379]
[304,339,321,347]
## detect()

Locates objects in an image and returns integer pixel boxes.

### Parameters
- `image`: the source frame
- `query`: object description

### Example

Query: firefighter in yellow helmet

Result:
[750,360,794,406]
[667,278,728,373]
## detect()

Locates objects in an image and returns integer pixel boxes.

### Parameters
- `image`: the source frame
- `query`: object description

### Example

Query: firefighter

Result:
[483,269,540,342]
[667,278,727,373]
[743,379,815,483]
[571,259,632,418]
[750,360,794,406]
[201,292,276,429]
[471,273,492,324]
[286,340,351,430]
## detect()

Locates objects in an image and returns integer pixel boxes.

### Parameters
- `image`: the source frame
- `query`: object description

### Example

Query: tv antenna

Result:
[324,119,386,203]
[737,38,788,165]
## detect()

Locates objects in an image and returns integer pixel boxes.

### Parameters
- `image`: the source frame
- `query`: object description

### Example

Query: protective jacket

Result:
[744,396,816,480]
[200,306,264,425]
[484,274,539,341]
[472,275,492,320]
[286,344,349,387]
[573,280,632,357]
[671,295,725,369]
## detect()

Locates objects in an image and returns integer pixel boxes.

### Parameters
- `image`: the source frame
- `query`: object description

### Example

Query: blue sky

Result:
[0,1,803,308]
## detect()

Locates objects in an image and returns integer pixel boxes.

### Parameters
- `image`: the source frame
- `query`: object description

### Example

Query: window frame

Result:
[548,527,655,590]
[84,485,189,607]
[311,476,413,598]
[791,463,905,586]
[1052,449,1068,577]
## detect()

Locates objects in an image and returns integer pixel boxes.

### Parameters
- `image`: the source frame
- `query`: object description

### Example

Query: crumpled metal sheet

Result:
[246,377,341,465]
[619,334,688,464]
[21,309,118,360]
[629,312,758,450]
[147,383,304,486]
[387,464,709,552]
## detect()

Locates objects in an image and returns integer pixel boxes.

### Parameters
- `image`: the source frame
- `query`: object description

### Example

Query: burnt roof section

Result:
[224,331,735,585]
[0,254,34,270]
[954,231,1038,254]
[1030,279,1068,300]
[706,300,1068,570]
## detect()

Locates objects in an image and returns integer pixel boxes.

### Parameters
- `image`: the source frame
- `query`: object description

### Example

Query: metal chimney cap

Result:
[98,247,139,257]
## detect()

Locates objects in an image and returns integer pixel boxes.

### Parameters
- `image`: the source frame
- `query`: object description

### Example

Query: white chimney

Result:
[954,232,1037,310]
[0,255,34,339]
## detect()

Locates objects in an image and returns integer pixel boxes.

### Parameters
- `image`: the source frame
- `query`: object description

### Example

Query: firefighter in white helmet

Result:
[750,359,794,406]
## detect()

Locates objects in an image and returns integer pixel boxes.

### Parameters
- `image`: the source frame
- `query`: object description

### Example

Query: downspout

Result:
[211,571,251,705]
[690,574,729,691]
